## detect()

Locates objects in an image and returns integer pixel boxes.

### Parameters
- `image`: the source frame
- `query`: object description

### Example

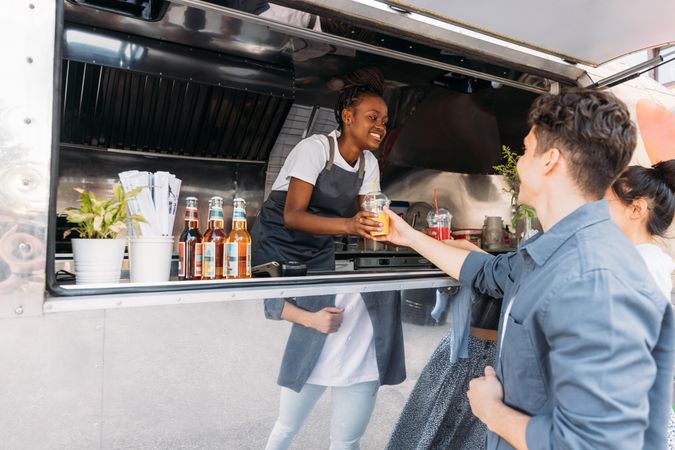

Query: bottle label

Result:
[209,207,224,221]
[226,242,238,278]
[246,242,251,277]
[203,242,216,278]
[184,207,198,221]
[178,242,186,277]
[194,243,203,277]
[232,207,246,221]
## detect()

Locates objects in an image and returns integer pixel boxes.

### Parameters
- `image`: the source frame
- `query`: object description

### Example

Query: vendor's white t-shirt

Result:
[270,130,380,195]
[306,292,380,386]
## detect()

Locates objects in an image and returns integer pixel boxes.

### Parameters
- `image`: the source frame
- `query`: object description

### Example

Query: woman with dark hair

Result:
[252,68,406,450]
[606,160,675,448]
[607,160,675,298]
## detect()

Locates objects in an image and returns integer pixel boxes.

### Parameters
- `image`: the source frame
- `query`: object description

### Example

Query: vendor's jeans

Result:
[264,381,380,450]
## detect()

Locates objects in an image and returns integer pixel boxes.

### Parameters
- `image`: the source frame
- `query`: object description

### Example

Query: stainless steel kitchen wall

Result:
[383,168,513,229]
[56,146,266,250]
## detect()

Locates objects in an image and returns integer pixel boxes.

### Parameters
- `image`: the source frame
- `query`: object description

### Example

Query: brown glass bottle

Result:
[201,196,227,280]
[225,198,251,279]
[178,197,203,280]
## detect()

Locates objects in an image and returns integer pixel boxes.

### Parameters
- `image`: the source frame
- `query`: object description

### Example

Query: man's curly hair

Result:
[528,88,637,199]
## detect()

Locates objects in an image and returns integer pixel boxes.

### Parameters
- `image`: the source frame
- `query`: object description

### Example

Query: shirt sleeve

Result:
[525,269,663,449]
[283,137,328,186]
[264,297,299,320]
[359,152,381,195]
[459,251,516,298]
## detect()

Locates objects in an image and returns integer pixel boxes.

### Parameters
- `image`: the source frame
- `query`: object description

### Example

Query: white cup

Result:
[128,236,174,283]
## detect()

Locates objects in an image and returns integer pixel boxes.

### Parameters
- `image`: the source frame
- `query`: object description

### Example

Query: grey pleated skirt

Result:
[386,334,497,450]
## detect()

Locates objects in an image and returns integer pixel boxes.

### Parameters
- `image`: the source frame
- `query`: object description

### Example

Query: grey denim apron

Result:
[251,134,365,271]
[251,134,407,392]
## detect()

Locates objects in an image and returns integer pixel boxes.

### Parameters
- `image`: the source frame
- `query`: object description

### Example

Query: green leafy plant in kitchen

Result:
[493,145,537,228]
[63,183,146,239]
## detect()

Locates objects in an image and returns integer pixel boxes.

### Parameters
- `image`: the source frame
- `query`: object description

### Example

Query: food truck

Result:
[1,0,673,447]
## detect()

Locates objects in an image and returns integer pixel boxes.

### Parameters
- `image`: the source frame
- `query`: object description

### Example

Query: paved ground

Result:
[0,295,452,449]
[253,320,450,450]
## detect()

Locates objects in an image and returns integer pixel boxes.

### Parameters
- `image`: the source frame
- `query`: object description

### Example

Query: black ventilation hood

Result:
[61,24,294,161]
[61,60,292,160]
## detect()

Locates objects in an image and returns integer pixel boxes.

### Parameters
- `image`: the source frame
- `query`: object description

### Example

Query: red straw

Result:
[433,189,439,215]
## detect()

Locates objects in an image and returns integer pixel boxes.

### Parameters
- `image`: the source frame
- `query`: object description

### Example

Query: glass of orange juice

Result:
[362,191,391,236]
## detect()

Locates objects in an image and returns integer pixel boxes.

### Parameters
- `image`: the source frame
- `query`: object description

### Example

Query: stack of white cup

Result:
[128,236,174,283]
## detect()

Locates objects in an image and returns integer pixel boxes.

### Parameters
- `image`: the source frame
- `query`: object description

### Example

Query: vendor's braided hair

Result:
[334,67,385,131]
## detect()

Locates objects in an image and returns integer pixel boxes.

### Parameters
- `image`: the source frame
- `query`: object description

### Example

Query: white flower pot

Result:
[71,238,126,285]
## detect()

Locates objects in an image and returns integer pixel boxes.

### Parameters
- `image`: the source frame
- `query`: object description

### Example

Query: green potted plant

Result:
[493,145,538,243]
[63,183,145,284]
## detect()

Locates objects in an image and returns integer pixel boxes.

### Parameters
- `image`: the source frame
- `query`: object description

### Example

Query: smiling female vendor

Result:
[251,68,406,450]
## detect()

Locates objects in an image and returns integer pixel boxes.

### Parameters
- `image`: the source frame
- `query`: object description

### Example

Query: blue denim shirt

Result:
[460,200,675,450]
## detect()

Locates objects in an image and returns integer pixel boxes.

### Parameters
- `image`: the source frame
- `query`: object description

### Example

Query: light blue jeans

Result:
[264,381,380,450]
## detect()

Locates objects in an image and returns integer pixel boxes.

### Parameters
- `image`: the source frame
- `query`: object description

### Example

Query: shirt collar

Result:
[519,200,611,266]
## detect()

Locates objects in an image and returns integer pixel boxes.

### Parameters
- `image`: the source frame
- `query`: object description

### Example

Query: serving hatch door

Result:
[382,0,675,67]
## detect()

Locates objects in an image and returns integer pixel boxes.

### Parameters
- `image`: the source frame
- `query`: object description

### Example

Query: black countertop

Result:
[335,248,516,259]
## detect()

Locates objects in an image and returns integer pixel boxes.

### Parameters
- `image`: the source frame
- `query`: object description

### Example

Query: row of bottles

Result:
[178,196,251,280]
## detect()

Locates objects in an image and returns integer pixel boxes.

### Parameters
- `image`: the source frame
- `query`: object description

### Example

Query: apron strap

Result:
[325,134,336,171]
[326,134,366,180]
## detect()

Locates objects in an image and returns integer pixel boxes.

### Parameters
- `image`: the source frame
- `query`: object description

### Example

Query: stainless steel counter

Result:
[46,270,458,313]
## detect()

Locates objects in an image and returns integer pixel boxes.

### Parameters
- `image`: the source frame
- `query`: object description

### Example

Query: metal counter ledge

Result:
[45,270,459,314]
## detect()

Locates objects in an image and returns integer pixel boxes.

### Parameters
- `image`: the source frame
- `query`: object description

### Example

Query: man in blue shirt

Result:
[380,88,674,449]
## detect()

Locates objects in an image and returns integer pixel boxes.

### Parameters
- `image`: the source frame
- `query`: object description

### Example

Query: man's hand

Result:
[308,307,344,333]
[468,366,504,429]
[372,207,416,247]
[468,366,531,449]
